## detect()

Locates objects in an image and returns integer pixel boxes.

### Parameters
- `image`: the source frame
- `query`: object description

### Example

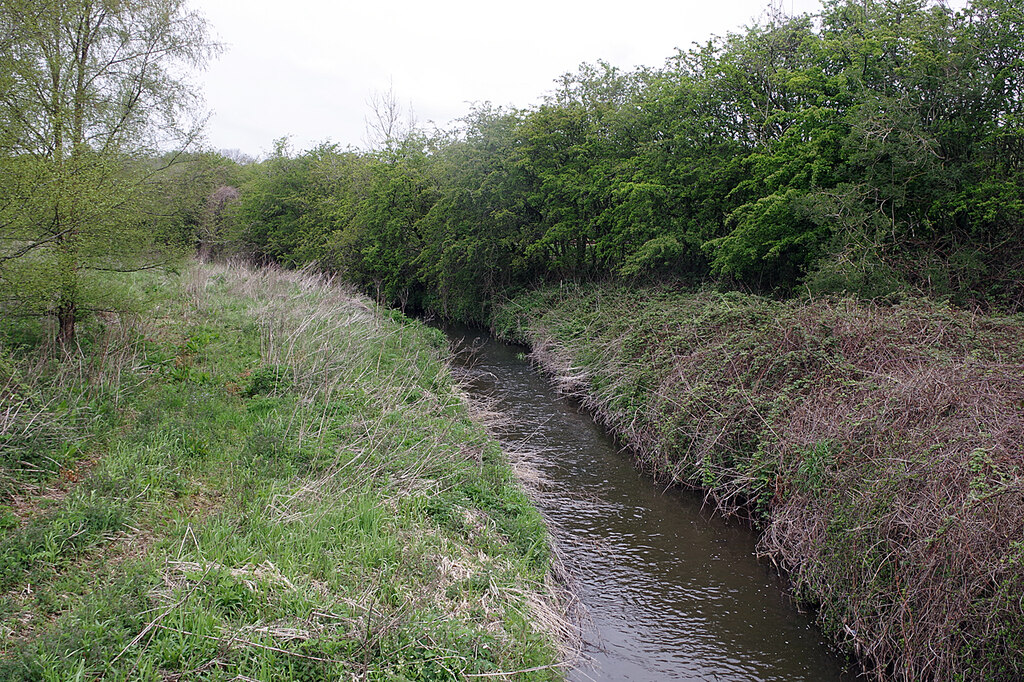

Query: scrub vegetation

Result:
[4,0,1024,679]
[223,0,1024,322]
[492,283,1024,681]
[0,263,568,681]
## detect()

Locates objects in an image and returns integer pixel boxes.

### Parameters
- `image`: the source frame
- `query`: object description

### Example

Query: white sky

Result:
[190,0,830,157]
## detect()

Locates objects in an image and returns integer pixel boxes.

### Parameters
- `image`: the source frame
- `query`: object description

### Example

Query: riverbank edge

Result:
[0,262,570,680]
[489,282,1024,682]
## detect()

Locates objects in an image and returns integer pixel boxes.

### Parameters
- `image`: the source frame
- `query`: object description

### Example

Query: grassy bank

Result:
[0,262,568,681]
[492,283,1024,681]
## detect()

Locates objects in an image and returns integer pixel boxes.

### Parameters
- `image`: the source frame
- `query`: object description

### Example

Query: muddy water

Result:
[448,326,853,682]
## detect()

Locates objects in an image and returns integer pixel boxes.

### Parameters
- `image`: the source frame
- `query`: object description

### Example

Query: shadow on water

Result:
[444,324,855,682]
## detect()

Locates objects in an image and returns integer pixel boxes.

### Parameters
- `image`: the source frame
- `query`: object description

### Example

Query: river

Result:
[447,325,854,682]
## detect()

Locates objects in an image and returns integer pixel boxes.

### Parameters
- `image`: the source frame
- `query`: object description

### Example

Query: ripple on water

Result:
[449,327,854,682]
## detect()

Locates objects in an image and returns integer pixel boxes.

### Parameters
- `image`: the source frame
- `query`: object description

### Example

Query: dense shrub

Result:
[494,283,1024,680]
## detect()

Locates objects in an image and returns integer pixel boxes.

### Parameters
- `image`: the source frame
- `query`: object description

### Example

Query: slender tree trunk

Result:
[58,300,76,346]
[56,241,78,345]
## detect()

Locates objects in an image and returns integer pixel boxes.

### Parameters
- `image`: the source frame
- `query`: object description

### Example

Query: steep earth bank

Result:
[491,283,1024,681]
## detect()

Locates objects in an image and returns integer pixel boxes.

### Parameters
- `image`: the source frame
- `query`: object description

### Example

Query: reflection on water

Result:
[448,326,853,682]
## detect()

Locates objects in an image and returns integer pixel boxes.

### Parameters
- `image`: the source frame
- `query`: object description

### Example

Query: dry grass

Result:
[758,301,1024,681]
[0,308,153,509]
[190,261,572,677]
[494,284,1024,681]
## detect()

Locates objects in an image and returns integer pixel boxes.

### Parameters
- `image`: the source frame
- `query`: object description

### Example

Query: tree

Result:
[0,0,216,343]
[416,104,533,320]
[233,137,313,266]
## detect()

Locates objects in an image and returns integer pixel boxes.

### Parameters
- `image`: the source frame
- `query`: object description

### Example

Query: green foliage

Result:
[0,0,218,343]
[243,364,292,397]
[619,236,686,277]
[227,0,1022,315]
[233,139,316,265]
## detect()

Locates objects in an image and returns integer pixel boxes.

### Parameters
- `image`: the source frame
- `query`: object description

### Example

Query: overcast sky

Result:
[190,0,832,157]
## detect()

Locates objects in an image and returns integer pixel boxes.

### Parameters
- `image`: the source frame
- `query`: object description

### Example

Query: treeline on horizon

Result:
[215,0,1023,320]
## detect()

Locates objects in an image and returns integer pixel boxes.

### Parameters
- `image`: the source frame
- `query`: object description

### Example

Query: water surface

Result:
[448,326,853,682]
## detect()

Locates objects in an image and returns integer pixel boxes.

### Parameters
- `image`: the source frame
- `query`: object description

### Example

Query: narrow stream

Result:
[447,325,853,682]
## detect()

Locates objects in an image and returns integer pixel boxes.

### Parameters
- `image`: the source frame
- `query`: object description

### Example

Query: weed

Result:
[495,282,1024,680]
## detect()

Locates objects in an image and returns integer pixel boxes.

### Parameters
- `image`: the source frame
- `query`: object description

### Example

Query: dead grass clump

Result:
[448,333,586,669]
[759,300,1024,681]
[496,285,1024,681]
[0,310,152,505]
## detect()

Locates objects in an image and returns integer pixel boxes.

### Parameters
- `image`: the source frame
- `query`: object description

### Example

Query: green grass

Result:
[0,263,567,680]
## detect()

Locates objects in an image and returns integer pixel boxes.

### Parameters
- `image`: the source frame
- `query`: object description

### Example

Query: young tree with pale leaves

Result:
[0,0,217,343]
